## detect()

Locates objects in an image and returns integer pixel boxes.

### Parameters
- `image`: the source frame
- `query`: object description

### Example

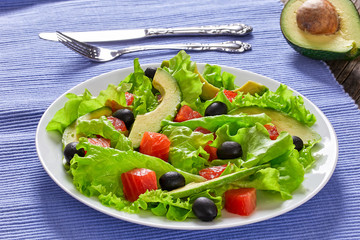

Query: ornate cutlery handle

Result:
[180,41,251,52]
[120,41,251,55]
[145,23,253,36]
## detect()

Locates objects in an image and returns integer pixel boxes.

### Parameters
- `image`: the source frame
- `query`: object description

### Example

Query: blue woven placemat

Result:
[1,0,360,239]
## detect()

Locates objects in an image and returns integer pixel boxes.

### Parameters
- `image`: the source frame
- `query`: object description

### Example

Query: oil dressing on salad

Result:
[46,51,320,222]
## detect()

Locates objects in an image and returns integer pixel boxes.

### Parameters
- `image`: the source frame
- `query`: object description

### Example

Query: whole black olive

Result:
[144,67,157,79]
[64,142,85,164]
[292,136,304,151]
[159,171,186,191]
[113,109,135,129]
[217,141,242,159]
[204,102,228,116]
[192,197,218,222]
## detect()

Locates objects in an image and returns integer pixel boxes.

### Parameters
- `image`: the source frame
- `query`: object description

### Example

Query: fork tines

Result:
[56,31,98,59]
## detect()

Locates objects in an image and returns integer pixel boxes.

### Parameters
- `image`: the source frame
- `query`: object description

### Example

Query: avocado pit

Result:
[296,0,339,35]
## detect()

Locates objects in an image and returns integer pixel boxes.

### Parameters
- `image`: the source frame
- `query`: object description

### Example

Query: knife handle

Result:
[145,23,253,37]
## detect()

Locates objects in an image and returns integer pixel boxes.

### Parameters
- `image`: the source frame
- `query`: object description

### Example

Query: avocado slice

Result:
[168,165,265,199]
[230,107,320,143]
[233,80,268,96]
[281,0,360,60]
[62,106,112,147]
[194,65,221,100]
[128,68,181,148]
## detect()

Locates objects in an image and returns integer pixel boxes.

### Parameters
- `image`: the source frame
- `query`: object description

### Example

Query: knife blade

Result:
[39,23,253,43]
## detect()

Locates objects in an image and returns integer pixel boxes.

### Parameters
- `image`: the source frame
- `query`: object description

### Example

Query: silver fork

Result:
[56,31,251,62]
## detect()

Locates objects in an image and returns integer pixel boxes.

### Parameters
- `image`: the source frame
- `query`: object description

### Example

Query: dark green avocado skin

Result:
[285,38,360,61]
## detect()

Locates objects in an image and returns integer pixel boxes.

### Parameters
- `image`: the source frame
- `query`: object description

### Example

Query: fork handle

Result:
[145,23,253,36]
[119,41,251,54]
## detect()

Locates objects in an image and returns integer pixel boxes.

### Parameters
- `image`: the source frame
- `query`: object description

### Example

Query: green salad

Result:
[46,51,320,222]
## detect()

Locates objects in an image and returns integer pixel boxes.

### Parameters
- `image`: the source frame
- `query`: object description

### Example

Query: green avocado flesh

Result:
[230,107,320,143]
[128,68,181,148]
[62,106,112,147]
[281,0,360,60]
[234,80,268,96]
[168,165,264,198]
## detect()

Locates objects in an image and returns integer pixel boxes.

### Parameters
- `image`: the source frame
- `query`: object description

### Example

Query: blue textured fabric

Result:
[1,0,360,239]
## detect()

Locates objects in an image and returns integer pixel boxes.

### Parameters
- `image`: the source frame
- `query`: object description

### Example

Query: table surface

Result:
[2,0,360,239]
[282,0,360,108]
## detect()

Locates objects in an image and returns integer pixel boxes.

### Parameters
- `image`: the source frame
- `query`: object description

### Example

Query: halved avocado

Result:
[281,0,360,60]
[62,106,112,147]
[128,68,181,148]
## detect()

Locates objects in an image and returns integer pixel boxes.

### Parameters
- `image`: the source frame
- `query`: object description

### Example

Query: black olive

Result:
[292,136,304,151]
[204,102,228,116]
[192,197,218,222]
[159,171,186,191]
[64,142,85,164]
[217,141,242,159]
[113,109,135,129]
[144,67,157,79]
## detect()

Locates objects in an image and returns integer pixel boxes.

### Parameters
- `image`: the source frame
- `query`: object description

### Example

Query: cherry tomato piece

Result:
[225,188,256,216]
[139,132,171,161]
[199,165,227,180]
[174,105,202,122]
[121,168,158,202]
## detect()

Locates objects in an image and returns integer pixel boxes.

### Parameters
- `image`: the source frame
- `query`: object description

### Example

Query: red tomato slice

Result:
[199,164,227,180]
[215,90,238,102]
[264,124,279,140]
[203,144,218,161]
[139,132,171,161]
[223,90,238,102]
[125,92,134,106]
[194,127,212,134]
[174,105,202,122]
[88,138,111,147]
[121,168,158,202]
[225,188,256,216]
[107,116,127,132]
[194,127,218,161]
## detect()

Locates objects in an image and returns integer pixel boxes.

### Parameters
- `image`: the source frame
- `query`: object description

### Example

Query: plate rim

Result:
[35,63,338,230]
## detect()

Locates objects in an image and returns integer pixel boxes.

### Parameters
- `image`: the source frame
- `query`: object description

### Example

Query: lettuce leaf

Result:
[192,89,234,116]
[298,139,320,170]
[162,125,214,174]
[232,84,316,126]
[162,113,272,133]
[202,64,236,90]
[46,90,98,134]
[70,140,205,197]
[213,123,294,167]
[232,151,304,199]
[46,58,158,134]
[97,188,223,221]
[137,189,222,221]
[270,150,305,199]
[76,116,132,151]
[163,50,203,105]
[118,58,158,116]
[211,123,315,199]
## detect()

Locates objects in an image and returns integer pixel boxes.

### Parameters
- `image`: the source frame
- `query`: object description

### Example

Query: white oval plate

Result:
[36,64,338,230]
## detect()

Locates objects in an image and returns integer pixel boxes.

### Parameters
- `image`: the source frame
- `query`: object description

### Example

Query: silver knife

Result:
[39,23,252,42]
